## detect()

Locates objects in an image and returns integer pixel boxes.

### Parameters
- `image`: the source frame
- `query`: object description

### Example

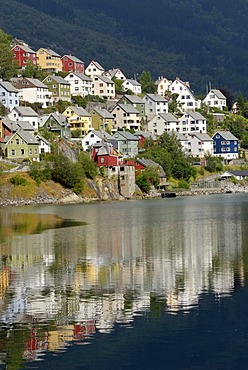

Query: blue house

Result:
[212,131,238,160]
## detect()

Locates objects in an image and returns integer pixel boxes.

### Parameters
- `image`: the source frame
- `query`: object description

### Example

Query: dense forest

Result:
[1,0,248,96]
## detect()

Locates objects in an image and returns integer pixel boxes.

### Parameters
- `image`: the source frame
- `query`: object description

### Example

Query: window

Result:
[11,149,15,156]
[100,157,105,163]
[29,149,32,154]
[75,80,79,84]
[21,149,25,155]
[16,139,19,145]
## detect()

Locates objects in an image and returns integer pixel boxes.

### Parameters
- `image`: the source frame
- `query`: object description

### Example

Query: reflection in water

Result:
[0,195,247,368]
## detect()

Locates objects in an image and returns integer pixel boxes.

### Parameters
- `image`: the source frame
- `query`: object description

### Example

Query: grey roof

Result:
[211,89,226,99]
[93,108,114,119]
[18,44,36,53]
[116,104,139,114]
[90,130,113,140]
[113,131,139,141]
[35,133,50,146]
[189,133,213,141]
[44,75,70,85]
[145,93,169,102]
[5,130,39,145]
[173,132,188,141]
[69,72,92,82]
[125,79,141,86]
[107,68,124,78]
[213,131,238,141]
[68,106,91,117]
[13,106,38,117]
[1,117,19,132]
[39,113,68,127]
[41,48,61,57]
[96,75,114,84]
[136,158,166,178]
[186,111,206,120]
[62,55,84,64]
[24,78,48,89]
[159,112,178,122]
[122,94,144,104]
[0,81,19,93]
[17,121,34,131]
[134,131,156,140]
[227,170,248,176]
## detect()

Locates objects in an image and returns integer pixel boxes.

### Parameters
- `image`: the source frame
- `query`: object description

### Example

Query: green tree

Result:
[0,29,18,80]
[113,77,124,93]
[138,71,156,93]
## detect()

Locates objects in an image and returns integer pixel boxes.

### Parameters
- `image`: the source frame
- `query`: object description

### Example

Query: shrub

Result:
[10,175,27,186]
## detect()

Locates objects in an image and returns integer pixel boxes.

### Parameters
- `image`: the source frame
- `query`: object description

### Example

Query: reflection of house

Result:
[39,113,71,138]
[212,131,239,160]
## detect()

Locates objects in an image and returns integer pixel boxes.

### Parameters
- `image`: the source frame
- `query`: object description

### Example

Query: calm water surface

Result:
[0,194,248,369]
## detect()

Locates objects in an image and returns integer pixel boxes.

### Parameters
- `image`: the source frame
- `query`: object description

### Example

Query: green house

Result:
[1,130,39,161]
[43,75,71,103]
[39,113,71,139]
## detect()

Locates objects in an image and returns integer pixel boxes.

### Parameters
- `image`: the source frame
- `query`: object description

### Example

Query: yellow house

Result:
[62,106,92,137]
[90,107,115,132]
[36,48,62,72]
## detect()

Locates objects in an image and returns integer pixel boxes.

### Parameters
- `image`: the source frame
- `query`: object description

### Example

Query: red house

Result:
[61,54,84,74]
[12,44,37,68]
[91,142,120,167]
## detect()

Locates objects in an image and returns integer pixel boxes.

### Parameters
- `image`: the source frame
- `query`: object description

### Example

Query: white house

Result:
[35,133,51,155]
[122,79,142,95]
[188,133,213,157]
[81,130,113,151]
[155,76,172,96]
[85,60,105,78]
[147,112,179,136]
[111,104,140,131]
[203,89,227,110]
[106,68,126,80]
[9,106,39,131]
[143,93,169,121]
[178,112,207,134]
[169,77,190,95]
[15,78,52,108]
[0,81,19,110]
[92,75,115,98]
[177,86,201,112]
[64,72,92,97]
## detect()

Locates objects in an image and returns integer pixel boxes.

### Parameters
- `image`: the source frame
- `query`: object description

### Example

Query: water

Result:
[0,194,248,369]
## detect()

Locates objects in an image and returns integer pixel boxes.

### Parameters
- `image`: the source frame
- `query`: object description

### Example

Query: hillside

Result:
[1,0,248,95]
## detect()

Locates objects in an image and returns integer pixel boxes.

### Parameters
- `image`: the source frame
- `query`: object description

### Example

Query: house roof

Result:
[39,48,61,57]
[68,106,91,117]
[45,75,70,85]
[1,117,19,132]
[93,108,114,119]
[35,133,50,146]
[68,72,92,82]
[213,131,238,141]
[136,158,166,178]
[113,131,139,141]
[173,132,188,141]
[107,68,125,78]
[134,131,157,140]
[90,130,113,140]
[186,111,206,120]
[189,133,213,141]
[124,79,141,86]
[0,81,19,93]
[96,75,114,84]
[159,112,178,122]
[62,55,84,64]
[145,93,169,102]
[17,121,34,131]
[211,89,226,99]
[227,170,248,177]
[117,104,139,114]
[18,78,48,89]
[39,113,68,127]
[122,94,143,104]
[13,106,38,117]
[13,44,36,53]
[4,130,39,145]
